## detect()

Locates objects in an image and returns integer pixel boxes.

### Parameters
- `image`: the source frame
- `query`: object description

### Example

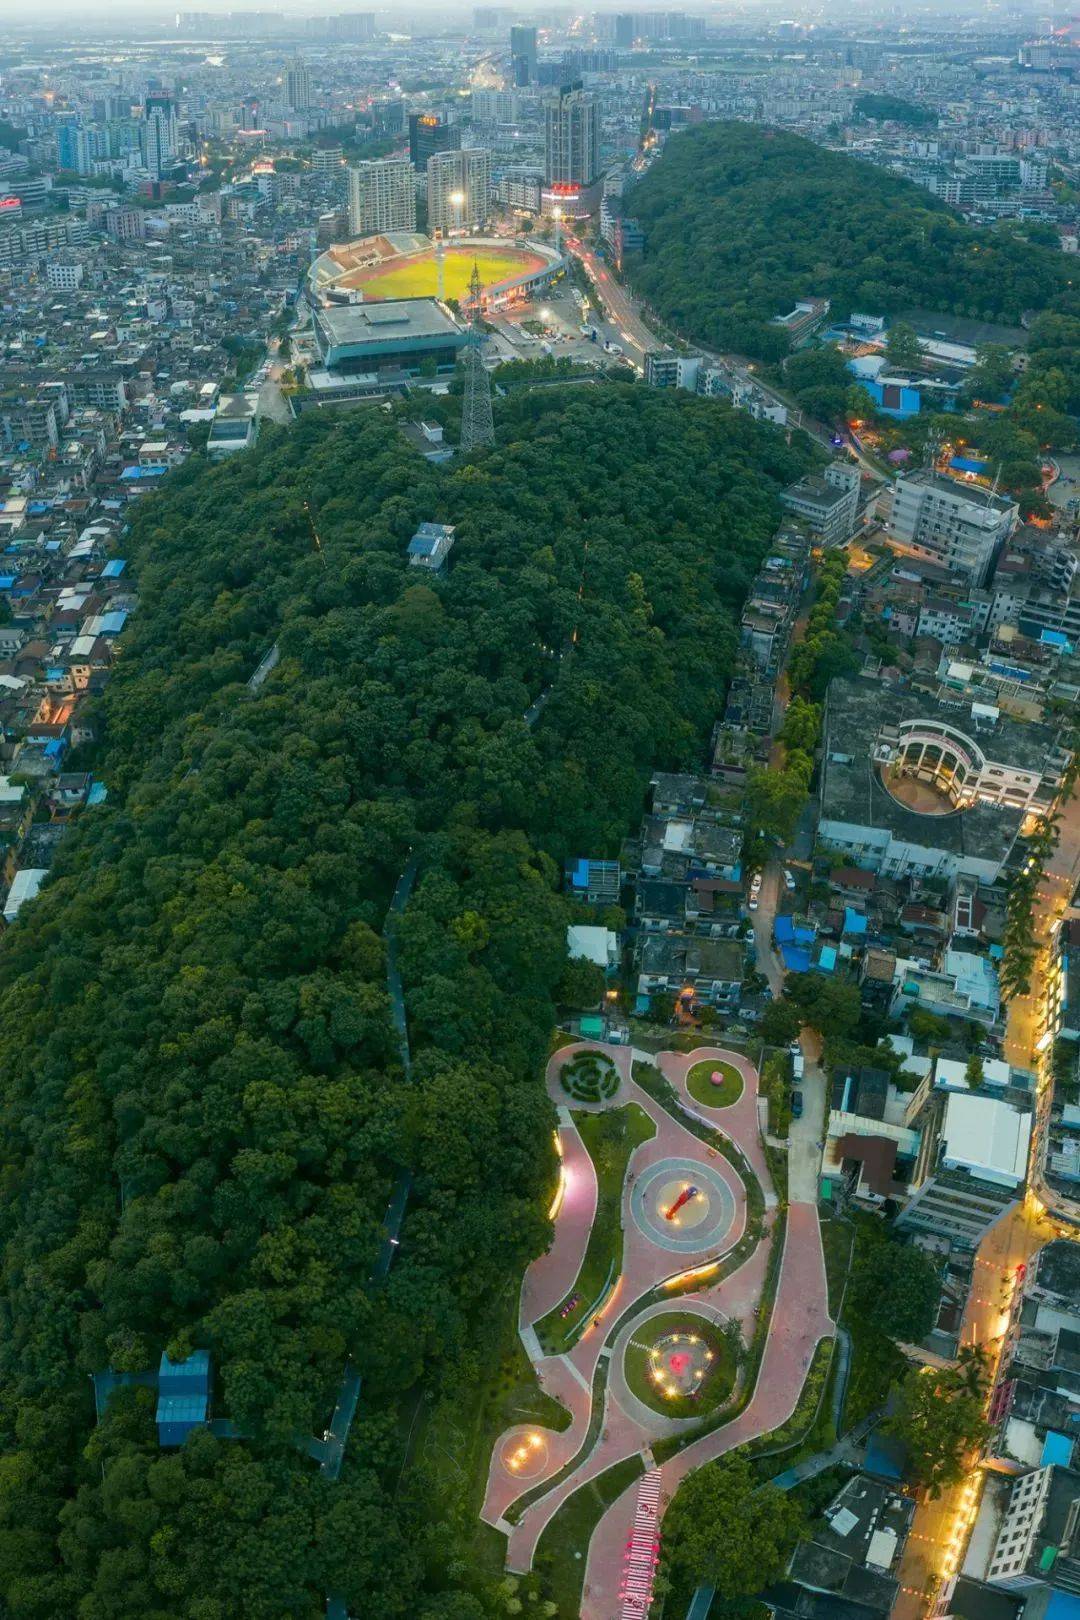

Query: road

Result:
[563,239,885,480]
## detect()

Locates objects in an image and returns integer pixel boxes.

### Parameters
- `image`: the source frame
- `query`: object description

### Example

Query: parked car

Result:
[792,1050,804,1080]
[791,1090,803,1120]
[783,868,796,891]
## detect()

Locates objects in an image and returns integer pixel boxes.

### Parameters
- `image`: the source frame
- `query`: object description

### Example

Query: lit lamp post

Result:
[437,191,465,301]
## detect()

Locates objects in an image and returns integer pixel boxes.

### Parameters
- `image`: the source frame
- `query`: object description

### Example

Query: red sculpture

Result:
[664,1185,699,1221]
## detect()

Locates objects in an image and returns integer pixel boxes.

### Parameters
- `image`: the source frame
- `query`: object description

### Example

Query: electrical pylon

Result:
[459,262,494,453]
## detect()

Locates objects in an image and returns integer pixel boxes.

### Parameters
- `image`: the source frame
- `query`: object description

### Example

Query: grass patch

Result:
[403,1281,572,1587]
[686,1058,743,1108]
[761,1048,792,1136]
[560,1049,619,1103]
[819,1216,854,1320]
[839,1215,907,1427]
[533,1454,645,1617]
[536,1103,656,1354]
[349,245,545,302]
[623,1310,739,1419]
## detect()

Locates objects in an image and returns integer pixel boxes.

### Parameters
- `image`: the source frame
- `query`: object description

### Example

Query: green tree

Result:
[886,1352,991,1495]
[661,1453,804,1599]
[849,1230,940,1343]
[886,322,921,371]
[965,1053,985,1089]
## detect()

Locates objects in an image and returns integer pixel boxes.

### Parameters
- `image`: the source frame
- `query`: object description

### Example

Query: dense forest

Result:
[625,123,1076,360]
[0,387,814,1618]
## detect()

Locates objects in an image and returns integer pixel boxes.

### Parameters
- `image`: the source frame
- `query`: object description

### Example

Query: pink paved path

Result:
[482,1042,750,1531]
[482,1041,832,1617]
[581,1201,832,1620]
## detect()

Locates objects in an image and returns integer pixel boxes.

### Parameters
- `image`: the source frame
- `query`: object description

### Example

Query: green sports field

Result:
[348,246,546,302]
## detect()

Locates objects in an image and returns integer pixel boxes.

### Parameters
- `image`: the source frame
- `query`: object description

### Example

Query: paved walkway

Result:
[581,1202,832,1620]
[484,1040,834,1619]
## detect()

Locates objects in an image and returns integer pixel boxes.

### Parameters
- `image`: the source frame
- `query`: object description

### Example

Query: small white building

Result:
[407,521,456,572]
[4,867,47,924]
[567,924,619,971]
[940,1091,1031,1189]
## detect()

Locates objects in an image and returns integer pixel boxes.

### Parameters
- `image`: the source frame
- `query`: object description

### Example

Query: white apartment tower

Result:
[890,470,1019,587]
[426,148,492,234]
[141,94,179,179]
[347,158,417,237]
[285,57,313,111]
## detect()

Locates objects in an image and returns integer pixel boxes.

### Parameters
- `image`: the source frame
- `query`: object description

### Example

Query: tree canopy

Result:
[660,1453,805,1600]
[625,123,1075,360]
[0,386,814,1617]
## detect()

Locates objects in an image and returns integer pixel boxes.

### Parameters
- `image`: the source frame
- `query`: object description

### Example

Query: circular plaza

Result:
[630,1156,736,1255]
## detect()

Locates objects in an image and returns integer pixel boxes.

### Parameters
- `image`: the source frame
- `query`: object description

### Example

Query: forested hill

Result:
[625,122,1076,360]
[0,387,814,1620]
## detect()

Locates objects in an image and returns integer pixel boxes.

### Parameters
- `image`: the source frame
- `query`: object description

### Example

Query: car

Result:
[791,1090,803,1120]
[749,872,762,895]
[748,894,759,911]
[783,868,796,891]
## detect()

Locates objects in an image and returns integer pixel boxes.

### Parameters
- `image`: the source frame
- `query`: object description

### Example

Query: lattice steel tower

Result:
[459,262,494,453]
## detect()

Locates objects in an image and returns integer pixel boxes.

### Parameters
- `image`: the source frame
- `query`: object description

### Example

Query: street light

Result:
[449,188,465,235]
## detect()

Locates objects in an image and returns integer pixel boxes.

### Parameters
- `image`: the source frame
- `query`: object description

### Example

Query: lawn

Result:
[623,1310,739,1420]
[533,1455,645,1617]
[352,247,543,302]
[686,1057,744,1108]
[536,1103,656,1354]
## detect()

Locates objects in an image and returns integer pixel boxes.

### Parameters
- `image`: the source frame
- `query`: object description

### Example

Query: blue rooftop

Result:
[100,559,127,578]
[1042,1430,1074,1468]
[843,908,868,936]
[781,944,812,974]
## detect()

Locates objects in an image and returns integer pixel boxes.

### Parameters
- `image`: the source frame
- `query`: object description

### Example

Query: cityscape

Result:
[2,3,1080,1620]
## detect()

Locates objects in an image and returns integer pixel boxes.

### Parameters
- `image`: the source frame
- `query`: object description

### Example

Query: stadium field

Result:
[347,246,546,302]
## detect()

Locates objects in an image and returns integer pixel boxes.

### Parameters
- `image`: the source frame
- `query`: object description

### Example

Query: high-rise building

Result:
[543,83,600,213]
[427,147,491,234]
[141,94,179,179]
[56,125,97,176]
[347,157,416,236]
[614,13,636,46]
[285,56,313,111]
[408,113,461,171]
[889,470,1019,586]
[510,24,538,86]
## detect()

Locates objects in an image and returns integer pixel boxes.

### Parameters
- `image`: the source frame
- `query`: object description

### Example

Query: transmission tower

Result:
[459,262,494,453]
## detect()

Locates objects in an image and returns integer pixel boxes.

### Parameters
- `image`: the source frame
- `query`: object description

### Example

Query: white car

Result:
[749,873,763,896]
[748,894,759,911]
[783,868,796,891]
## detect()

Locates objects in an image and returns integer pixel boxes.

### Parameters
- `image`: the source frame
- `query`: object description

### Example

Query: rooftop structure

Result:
[312,299,466,376]
[819,676,1065,884]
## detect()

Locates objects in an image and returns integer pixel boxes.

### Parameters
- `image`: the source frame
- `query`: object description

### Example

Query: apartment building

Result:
[347,158,417,238]
[890,470,1019,587]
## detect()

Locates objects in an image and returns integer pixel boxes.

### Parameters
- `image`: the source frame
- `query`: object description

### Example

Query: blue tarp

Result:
[100,559,127,578]
[87,782,108,806]
[843,908,868,936]
[780,945,812,974]
[950,456,988,474]
[816,945,838,973]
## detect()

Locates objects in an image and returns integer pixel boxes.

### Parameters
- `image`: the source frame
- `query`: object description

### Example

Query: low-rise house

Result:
[407,520,456,573]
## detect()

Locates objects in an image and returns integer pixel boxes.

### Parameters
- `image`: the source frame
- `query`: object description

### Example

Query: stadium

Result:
[309,231,564,309]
